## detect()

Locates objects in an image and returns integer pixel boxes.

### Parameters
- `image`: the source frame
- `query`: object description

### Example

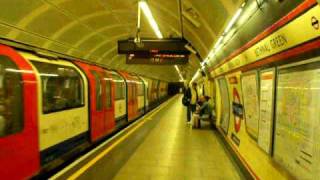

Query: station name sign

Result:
[118,38,190,65]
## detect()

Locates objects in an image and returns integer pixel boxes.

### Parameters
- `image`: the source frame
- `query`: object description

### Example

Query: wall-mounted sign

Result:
[241,71,259,139]
[118,38,190,65]
[118,38,190,54]
[218,77,230,135]
[232,88,243,133]
[228,76,238,84]
[258,68,275,154]
[126,53,188,65]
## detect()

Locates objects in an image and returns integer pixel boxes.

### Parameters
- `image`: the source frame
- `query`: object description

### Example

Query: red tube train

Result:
[0,44,169,179]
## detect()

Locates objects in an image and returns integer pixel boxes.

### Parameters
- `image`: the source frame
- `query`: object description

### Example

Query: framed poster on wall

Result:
[241,71,259,140]
[218,77,230,135]
[274,59,320,179]
[258,68,275,154]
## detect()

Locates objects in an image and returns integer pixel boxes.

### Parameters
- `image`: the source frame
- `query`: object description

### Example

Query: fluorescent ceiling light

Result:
[174,65,184,81]
[185,44,197,54]
[190,70,200,84]
[224,3,245,34]
[214,36,224,49]
[139,1,163,38]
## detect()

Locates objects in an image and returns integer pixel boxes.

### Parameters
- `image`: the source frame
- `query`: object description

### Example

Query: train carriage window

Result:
[91,70,103,111]
[112,74,125,100]
[0,56,23,137]
[31,62,84,113]
[105,78,112,108]
[138,83,144,96]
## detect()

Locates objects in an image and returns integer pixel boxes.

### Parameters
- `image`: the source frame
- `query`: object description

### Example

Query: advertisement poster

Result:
[258,69,275,154]
[241,71,259,139]
[228,75,243,146]
[274,61,320,179]
[218,77,230,134]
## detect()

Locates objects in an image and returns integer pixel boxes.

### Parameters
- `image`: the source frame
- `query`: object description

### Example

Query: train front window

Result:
[31,62,84,114]
[0,56,23,137]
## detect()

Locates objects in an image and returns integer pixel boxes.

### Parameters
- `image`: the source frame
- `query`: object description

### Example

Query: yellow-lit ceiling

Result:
[0,0,244,82]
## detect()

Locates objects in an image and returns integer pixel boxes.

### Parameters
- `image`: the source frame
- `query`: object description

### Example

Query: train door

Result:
[110,71,127,128]
[127,81,134,121]
[133,83,139,117]
[90,70,105,141]
[103,71,115,133]
[0,46,39,179]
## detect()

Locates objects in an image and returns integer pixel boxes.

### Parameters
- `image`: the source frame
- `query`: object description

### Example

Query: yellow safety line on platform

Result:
[67,95,178,180]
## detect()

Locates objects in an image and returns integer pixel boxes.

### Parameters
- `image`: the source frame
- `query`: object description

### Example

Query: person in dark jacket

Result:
[183,85,192,122]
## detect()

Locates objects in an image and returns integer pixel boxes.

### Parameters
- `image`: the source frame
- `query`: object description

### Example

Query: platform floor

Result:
[113,95,244,180]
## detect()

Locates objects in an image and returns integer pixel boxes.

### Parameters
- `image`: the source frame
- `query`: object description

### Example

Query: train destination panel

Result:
[258,69,275,154]
[274,60,320,179]
[241,71,259,139]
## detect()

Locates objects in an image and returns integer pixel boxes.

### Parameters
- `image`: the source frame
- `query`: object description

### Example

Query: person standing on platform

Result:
[182,84,191,122]
[189,82,198,123]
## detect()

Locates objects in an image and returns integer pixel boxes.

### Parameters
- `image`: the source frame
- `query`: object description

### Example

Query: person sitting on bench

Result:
[192,95,212,128]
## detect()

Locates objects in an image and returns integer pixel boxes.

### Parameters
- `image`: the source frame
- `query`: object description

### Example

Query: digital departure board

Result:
[118,38,190,65]
[126,53,188,65]
[118,38,190,54]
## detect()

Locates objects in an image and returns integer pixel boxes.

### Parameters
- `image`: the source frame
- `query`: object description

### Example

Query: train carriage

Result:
[19,52,90,169]
[73,61,116,142]
[144,77,159,109]
[158,81,168,102]
[109,71,127,128]
[0,44,170,179]
[139,76,149,112]
[118,72,145,122]
[153,79,160,105]
[0,45,40,180]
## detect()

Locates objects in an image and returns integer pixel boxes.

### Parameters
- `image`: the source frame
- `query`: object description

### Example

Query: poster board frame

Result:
[217,76,230,135]
[258,67,276,155]
[273,57,320,179]
[240,70,260,141]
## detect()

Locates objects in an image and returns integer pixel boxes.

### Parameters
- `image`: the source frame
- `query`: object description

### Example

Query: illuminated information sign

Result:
[118,38,190,65]
[126,53,188,65]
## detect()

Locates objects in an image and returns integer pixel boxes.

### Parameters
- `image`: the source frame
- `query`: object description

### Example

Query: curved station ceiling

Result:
[0,0,244,82]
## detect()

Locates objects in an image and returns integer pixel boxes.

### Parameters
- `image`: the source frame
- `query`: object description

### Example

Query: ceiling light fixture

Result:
[175,65,185,81]
[184,44,197,54]
[139,1,163,38]
[224,2,246,34]
[192,2,247,84]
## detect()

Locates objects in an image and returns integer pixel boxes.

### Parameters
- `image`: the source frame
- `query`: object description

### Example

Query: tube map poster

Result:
[274,61,320,179]
[241,72,259,139]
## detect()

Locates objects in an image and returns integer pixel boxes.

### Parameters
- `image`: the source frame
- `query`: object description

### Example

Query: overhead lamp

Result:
[190,2,247,83]
[174,65,184,81]
[214,36,224,49]
[184,44,197,54]
[224,2,246,34]
[190,70,200,84]
[139,1,163,38]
